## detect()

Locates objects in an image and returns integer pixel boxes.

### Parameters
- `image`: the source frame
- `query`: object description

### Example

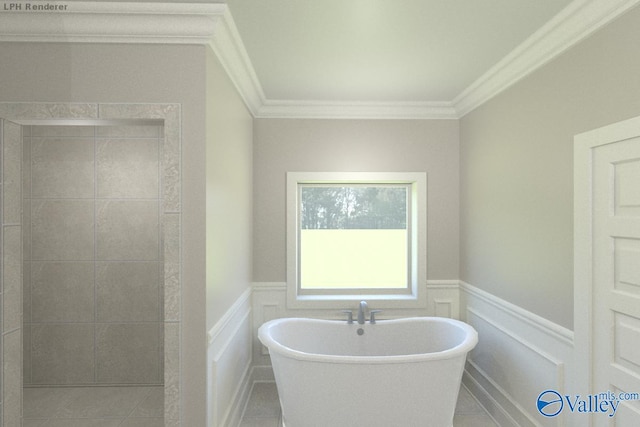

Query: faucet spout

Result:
[357,301,368,325]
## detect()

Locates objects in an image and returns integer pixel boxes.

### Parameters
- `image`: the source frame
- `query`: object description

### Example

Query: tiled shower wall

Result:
[23,124,164,386]
[2,120,23,426]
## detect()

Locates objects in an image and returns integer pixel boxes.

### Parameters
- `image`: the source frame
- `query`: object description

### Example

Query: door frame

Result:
[574,115,640,412]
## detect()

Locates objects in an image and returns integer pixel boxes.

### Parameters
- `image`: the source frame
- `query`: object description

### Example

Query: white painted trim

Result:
[257,99,458,120]
[426,280,460,319]
[573,114,640,412]
[252,281,287,292]
[206,5,265,118]
[2,1,638,119]
[573,124,596,404]
[460,281,573,345]
[425,279,460,289]
[219,359,252,427]
[0,1,226,44]
[207,287,253,427]
[466,359,542,427]
[235,370,277,425]
[285,172,428,310]
[460,281,575,426]
[467,306,566,386]
[453,0,640,116]
[462,369,518,427]
[210,310,251,362]
[207,287,252,346]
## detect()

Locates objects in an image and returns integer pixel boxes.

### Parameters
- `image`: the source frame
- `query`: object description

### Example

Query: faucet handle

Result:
[369,310,383,324]
[341,310,354,324]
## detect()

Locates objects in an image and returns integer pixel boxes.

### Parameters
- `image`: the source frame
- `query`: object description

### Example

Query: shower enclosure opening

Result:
[1,103,182,427]
[22,119,165,424]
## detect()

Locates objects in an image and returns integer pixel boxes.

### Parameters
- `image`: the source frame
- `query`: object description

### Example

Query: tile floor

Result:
[240,382,498,427]
[22,386,164,427]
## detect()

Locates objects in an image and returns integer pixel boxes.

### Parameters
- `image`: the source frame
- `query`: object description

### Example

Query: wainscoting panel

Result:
[251,282,287,366]
[207,288,252,427]
[426,280,460,319]
[460,282,574,427]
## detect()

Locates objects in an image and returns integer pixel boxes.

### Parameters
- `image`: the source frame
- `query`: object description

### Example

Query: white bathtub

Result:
[258,316,478,427]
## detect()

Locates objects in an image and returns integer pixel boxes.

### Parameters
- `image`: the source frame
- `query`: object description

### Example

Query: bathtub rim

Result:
[258,316,478,365]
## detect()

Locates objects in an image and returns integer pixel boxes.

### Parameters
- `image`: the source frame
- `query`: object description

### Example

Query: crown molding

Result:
[257,99,458,120]
[453,0,640,117]
[0,1,227,44]
[1,0,639,119]
[206,5,265,117]
[0,1,265,116]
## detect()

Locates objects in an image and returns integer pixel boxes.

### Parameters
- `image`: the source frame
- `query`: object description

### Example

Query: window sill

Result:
[286,284,428,310]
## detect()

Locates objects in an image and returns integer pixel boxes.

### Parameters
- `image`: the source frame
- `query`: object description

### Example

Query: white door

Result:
[591,124,640,426]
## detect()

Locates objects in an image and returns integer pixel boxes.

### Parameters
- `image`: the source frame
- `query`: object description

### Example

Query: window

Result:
[287,172,427,309]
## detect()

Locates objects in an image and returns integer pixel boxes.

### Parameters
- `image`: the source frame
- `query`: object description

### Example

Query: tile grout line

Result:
[93,125,98,385]
[27,125,33,386]
[157,124,163,386]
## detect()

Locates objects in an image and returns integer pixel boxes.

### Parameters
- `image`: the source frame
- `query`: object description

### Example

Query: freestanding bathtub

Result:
[258,316,478,427]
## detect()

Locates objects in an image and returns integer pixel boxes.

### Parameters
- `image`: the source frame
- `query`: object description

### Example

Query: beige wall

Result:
[253,118,459,283]
[0,42,208,425]
[460,7,640,329]
[205,50,254,330]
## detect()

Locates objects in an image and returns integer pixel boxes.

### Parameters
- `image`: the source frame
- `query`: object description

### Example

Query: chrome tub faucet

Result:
[357,301,368,325]
[343,301,381,324]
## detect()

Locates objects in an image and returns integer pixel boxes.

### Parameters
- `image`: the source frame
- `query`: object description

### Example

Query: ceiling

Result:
[1,0,634,118]
[226,0,573,112]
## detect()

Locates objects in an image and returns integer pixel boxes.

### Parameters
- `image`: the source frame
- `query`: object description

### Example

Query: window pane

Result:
[299,185,408,290]
[301,186,406,230]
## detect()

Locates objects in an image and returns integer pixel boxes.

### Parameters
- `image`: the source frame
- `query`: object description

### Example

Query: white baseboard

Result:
[462,367,519,427]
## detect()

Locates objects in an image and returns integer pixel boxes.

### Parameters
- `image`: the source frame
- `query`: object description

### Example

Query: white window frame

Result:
[286,172,427,309]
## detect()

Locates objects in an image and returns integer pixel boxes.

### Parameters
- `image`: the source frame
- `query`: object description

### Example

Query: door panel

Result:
[593,136,640,426]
